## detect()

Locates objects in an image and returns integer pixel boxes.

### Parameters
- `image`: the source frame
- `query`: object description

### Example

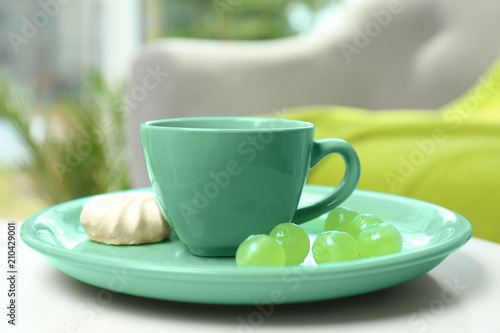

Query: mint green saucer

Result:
[20,185,472,304]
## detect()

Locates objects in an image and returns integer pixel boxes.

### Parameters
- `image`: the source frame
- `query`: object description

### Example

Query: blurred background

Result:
[0,0,345,220]
[1,0,499,236]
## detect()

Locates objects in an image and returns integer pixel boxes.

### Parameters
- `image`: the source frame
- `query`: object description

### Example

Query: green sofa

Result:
[277,58,500,243]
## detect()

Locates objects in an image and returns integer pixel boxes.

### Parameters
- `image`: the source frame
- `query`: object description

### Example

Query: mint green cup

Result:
[141,117,360,256]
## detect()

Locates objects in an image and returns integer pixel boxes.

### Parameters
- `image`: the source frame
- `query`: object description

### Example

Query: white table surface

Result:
[1,221,499,333]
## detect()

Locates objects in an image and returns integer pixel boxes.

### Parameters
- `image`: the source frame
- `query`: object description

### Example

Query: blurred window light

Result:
[286,2,314,33]
[0,0,346,168]
[0,0,141,168]
[143,0,346,40]
[0,119,30,167]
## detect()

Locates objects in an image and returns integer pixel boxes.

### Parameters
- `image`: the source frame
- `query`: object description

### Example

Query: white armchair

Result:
[126,0,500,188]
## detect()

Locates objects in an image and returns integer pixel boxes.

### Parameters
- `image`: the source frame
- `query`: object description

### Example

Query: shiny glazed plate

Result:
[20,185,473,304]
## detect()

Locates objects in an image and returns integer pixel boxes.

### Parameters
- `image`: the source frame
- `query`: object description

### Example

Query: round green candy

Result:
[236,234,285,267]
[357,222,403,258]
[325,207,359,232]
[269,222,310,265]
[346,213,384,239]
[312,231,359,264]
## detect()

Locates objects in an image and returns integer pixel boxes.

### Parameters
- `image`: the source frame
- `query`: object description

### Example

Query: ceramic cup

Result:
[141,117,360,256]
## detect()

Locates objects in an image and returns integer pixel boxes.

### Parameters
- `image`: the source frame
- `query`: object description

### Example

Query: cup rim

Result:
[140,116,314,132]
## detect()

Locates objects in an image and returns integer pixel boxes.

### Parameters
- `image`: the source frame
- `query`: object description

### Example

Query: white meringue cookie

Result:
[80,191,170,245]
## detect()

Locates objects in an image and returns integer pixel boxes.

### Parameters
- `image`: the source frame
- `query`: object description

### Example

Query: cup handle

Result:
[292,138,361,224]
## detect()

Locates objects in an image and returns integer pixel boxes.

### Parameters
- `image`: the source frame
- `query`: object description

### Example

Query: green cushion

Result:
[275,58,500,243]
